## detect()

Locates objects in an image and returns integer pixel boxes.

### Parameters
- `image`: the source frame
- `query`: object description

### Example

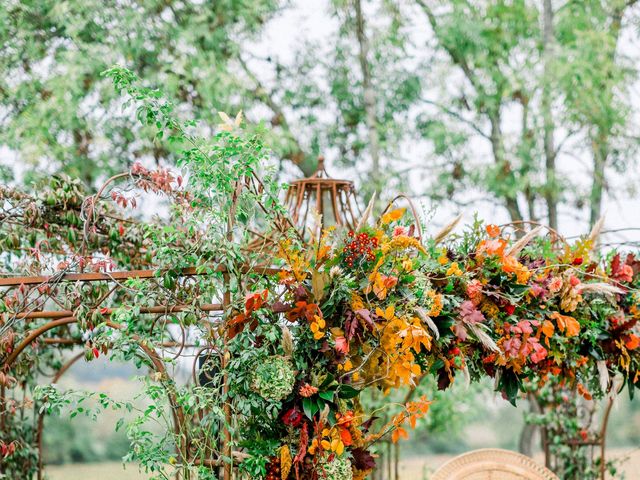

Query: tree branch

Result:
[421,98,489,138]
[237,56,316,176]
[354,0,382,190]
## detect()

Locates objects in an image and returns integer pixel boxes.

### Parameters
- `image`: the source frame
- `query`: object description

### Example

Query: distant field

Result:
[45,448,640,479]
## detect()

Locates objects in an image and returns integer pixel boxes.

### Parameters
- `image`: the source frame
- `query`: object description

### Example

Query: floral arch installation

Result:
[2,69,640,480]
[0,163,292,480]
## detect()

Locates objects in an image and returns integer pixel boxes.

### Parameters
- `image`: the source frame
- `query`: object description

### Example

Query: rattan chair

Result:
[431,448,559,480]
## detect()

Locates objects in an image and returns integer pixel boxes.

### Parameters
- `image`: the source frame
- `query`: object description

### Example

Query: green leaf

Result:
[337,385,360,399]
[302,397,320,419]
[319,390,335,402]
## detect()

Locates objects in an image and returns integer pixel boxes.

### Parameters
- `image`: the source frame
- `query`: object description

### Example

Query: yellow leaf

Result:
[280,445,292,480]
[234,110,243,127]
[311,271,327,301]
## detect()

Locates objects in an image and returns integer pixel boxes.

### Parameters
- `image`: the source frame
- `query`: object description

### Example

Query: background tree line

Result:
[2,0,639,232]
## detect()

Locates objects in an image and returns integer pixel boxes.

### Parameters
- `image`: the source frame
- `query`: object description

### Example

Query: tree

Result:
[412,0,640,230]
[0,0,319,188]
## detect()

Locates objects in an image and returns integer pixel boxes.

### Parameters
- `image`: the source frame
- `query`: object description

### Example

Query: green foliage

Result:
[320,454,353,480]
[0,0,294,187]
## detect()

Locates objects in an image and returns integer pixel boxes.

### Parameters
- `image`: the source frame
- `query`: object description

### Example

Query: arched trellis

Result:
[0,262,282,480]
[0,154,323,479]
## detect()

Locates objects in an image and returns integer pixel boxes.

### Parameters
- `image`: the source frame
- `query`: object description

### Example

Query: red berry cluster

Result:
[265,456,281,480]
[342,231,378,268]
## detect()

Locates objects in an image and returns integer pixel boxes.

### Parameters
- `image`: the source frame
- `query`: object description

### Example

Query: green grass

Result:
[46,462,150,480]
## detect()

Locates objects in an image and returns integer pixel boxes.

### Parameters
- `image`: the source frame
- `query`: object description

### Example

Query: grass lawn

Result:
[45,448,640,479]
[46,462,150,480]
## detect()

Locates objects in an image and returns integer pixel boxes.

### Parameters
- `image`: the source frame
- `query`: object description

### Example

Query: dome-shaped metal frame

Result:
[285,157,361,232]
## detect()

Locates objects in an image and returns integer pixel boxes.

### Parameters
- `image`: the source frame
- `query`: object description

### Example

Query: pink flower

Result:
[503,337,522,358]
[512,320,533,335]
[618,264,634,283]
[548,277,562,293]
[529,339,547,364]
[466,280,483,305]
[530,284,545,298]
[393,226,406,237]
[453,323,468,341]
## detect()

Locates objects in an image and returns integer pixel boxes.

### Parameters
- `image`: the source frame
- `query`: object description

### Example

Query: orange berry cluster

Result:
[342,231,377,268]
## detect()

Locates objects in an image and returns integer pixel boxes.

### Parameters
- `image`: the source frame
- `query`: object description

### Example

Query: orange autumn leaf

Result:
[317,244,330,262]
[391,426,409,443]
[625,334,640,350]
[339,426,353,446]
[577,383,592,401]
[381,208,405,224]
[541,320,555,338]
[486,224,500,238]
[540,320,555,347]
[550,312,580,338]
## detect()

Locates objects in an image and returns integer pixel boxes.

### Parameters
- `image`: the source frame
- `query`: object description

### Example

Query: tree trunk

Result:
[354,0,382,194]
[519,392,541,457]
[588,2,636,228]
[589,134,607,228]
[542,0,558,231]
[489,114,524,226]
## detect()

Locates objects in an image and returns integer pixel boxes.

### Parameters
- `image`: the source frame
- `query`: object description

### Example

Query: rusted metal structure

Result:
[0,161,625,480]
[284,156,361,232]
[0,265,273,479]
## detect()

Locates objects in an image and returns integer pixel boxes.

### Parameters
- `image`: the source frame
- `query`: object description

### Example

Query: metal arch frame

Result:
[0,264,279,480]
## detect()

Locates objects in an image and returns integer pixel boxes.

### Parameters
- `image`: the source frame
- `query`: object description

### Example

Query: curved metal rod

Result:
[149,314,187,361]
[4,317,189,474]
[499,220,570,248]
[4,317,77,368]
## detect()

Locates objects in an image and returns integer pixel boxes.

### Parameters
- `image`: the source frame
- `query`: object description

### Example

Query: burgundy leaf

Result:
[351,448,376,471]
[361,416,379,432]
[271,301,292,313]
[356,309,375,331]
[294,285,309,302]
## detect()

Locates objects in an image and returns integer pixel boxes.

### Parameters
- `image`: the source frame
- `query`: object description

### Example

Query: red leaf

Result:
[345,313,359,341]
[335,336,349,354]
[271,301,292,313]
[293,422,308,465]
